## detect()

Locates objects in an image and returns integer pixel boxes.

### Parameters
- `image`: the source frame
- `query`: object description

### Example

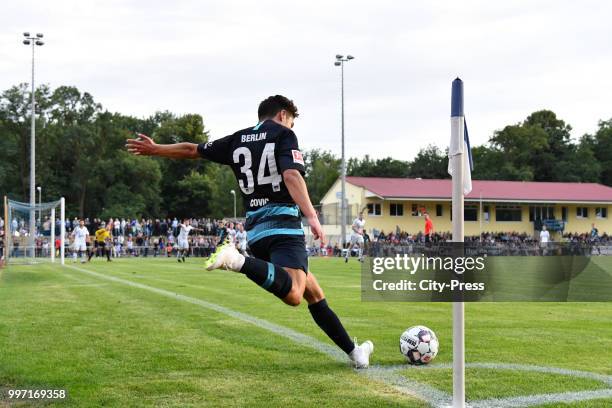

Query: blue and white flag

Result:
[448,78,473,195]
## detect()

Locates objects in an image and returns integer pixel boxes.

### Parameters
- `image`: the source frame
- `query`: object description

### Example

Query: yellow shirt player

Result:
[88,221,112,262]
[95,228,110,244]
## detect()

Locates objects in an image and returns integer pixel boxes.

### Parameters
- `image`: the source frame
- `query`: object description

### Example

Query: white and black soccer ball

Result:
[399,325,439,365]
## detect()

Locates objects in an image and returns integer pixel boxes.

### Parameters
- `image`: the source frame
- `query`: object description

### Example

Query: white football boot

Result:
[349,340,374,369]
[204,240,245,271]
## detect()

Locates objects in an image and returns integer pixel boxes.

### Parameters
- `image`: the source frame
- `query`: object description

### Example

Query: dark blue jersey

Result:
[197,120,305,212]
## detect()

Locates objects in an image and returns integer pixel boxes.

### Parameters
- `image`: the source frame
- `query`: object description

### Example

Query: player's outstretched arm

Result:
[283,169,325,243]
[126,133,199,159]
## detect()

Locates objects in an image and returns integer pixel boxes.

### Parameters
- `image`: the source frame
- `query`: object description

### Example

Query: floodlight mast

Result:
[22,31,45,257]
[334,54,355,247]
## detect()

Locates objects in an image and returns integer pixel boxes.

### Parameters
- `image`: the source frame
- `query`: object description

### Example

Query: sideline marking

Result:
[63,265,612,407]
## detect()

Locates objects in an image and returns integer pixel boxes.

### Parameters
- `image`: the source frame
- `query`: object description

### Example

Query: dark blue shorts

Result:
[248,234,309,274]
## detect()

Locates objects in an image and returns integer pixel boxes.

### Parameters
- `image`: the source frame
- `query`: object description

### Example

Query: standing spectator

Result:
[171,217,179,236]
[424,213,434,243]
[113,218,121,237]
[134,234,143,256]
[539,225,550,255]
[43,217,51,237]
[143,236,150,257]
[160,219,168,237]
[539,225,550,244]
[55,236,61,257]
[0,231,5,267]
[590,223,599,241]
[126,236,134,256]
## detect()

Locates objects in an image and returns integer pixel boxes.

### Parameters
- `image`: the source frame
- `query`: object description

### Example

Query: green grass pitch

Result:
[0,257,610,407]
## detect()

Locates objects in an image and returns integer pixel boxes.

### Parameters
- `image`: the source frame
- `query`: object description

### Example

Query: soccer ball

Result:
[399,325,439,365]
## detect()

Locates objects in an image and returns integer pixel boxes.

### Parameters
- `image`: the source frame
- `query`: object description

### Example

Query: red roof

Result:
[345,177,612,203]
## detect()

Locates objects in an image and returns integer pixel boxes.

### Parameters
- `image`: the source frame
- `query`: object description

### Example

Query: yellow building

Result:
[318,177,612,241]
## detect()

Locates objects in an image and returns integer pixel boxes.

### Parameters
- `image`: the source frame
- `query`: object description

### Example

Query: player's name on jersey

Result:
[250,198,270,208]
[241,132,267,143]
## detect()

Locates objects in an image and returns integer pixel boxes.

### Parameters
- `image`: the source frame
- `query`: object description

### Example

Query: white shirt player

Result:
[540,229,550,244]
[72,226,89,251]
[351,217,365,244]
[235,230,247,251]
[178,224,194,249]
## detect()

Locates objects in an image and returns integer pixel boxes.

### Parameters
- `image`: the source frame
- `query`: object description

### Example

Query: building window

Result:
[562,207,568,222]
[576,207,588,219]
[483,205,490,222]
[529,206,555,222]
[436,204,443,217]
[367,203,382,216]
[390,203,403,216]
[464,205,478,221]
[411,204,425,216]
[449,204,477,221]
[496,205,522,222]
[596,207,608,219]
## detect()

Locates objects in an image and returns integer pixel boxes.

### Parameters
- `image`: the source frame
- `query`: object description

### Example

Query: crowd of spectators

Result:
[0,216,239,259]
[307,228,610,257]
[78,217,236,259]
[1,214,610,260]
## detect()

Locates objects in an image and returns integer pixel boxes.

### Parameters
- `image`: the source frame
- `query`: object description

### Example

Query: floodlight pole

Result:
[335,54,354,247]
[23,32,44,257]
[230,190,236,219]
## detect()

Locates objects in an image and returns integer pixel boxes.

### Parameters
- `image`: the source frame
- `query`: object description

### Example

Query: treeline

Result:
[301,112,612,205]
[1,84,611,218]
[0,84,240,219]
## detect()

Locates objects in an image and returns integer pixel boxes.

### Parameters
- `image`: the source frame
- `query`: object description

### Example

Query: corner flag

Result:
[448,79,473,195]
[449,77,470,408]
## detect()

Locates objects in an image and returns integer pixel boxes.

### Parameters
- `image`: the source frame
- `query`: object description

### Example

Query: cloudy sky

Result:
[1,0,611,160]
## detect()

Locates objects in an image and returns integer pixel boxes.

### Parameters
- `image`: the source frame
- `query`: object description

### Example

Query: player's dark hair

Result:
[258,95,299,120]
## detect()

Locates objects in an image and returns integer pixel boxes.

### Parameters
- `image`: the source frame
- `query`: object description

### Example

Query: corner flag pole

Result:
[450,78,466,408]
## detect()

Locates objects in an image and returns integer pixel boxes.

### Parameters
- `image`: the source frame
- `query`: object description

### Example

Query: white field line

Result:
[63,264,450,406]
[470,389,612,408]
[63,265,612,408]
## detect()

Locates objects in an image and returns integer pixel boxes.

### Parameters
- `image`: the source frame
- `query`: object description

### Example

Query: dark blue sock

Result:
[308,299,355,354]
[240,257,292,299]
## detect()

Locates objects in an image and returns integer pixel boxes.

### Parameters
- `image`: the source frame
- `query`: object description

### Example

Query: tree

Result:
[585,119,612,186]
[303,149,340,204]
[347,155,410,177]
[408,145,449,179]
[151,113,209,216]
[488,123,549,180]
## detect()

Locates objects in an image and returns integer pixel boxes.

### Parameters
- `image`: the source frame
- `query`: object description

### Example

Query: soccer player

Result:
[346,212,366,263]
[235,223,248,255]
[177,219,203,263]
[127,95,373,368]
[89,221,112,262]
[71,219,90,263]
